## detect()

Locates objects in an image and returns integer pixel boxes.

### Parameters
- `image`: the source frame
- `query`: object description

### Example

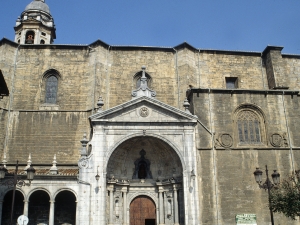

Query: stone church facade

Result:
[0,0,299,225]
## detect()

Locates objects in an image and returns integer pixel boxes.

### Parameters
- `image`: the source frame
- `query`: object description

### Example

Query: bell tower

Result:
[14,0,56,44]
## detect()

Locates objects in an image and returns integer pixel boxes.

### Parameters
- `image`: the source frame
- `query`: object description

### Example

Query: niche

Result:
[132,149,152,179]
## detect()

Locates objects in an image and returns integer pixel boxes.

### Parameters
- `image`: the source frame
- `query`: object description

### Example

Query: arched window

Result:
[25,31,35,44]
[45,75,58,104]
[237,110,263,145]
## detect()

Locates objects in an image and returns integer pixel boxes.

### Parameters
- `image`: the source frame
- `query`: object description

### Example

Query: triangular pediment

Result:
[90,96,197,123]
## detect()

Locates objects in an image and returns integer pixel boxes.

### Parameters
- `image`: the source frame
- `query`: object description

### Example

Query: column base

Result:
[174,223,180,225]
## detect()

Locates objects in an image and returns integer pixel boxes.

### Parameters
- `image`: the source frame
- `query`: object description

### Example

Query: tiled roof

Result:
[7,168,78,176]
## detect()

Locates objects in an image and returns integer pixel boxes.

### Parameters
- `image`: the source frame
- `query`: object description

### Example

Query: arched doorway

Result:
[1,190,24,225]
[28,190,50,225]
[106,136,184,224]
[54,191,76,225]
[130,196,156,225]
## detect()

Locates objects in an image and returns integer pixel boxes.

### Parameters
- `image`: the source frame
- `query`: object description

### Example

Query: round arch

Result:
[53,188,78,201]
[0,187,25,201]
[232,103,267,146]
[104,132,186,172]
[233,103,267,122]
[54,190,77,225]
[1,189,25,224]
[26,187,51,201]
[127,193,158,208]
[129,195,157,225]
[28,189,51,225]
[25,30,35,44]
[41,68,62,80]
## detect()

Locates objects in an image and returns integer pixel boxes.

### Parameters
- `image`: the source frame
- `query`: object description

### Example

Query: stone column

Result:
[75,200,79,225]
[108,186,114,225]
[158,188,164,225]
[122,188,127,225]
[173,185,179,225]
[49,200,55,225]
[23,200,29,217]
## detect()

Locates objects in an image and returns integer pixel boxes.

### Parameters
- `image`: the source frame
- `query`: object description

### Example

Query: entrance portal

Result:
[130,196,156,225]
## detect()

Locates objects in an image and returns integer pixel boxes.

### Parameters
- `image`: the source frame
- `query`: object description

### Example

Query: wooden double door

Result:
[130,196,156,225]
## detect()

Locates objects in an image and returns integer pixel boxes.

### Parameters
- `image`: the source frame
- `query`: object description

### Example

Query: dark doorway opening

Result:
[28,190,50,225]
[54,191,76,225]
[1,190,24,225]
[145,218,156,225]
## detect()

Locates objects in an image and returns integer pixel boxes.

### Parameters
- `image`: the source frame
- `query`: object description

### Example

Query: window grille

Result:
[45,75,58,104]
[237,110,261,144]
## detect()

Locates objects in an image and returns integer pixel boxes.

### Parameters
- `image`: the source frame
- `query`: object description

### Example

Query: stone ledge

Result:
[39,104,60,110]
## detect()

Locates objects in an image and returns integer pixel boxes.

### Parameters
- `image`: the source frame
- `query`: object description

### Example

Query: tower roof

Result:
[25,0,50,14]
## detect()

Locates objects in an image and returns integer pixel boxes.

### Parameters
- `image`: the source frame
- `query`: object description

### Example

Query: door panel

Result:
[130,196,156,225]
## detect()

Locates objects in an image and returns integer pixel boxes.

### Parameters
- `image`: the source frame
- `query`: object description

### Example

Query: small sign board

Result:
[17,215,29,225]
[236,214,257,225]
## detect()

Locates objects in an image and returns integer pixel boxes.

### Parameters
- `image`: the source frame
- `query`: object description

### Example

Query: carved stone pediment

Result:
[90,96,198,124]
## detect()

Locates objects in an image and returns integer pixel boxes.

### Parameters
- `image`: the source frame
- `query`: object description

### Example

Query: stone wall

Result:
[1,41,300,168]
[107,48,177,108]
[11,46,90,110]
[192,90,299,225]
[6,111,90,163]
[283,55,300,90]
[199,51,266,89]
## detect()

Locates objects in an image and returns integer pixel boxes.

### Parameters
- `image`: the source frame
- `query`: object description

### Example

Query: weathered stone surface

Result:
[1,25,300,224]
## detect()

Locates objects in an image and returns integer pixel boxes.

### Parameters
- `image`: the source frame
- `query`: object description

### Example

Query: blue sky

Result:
[1,0,300,54]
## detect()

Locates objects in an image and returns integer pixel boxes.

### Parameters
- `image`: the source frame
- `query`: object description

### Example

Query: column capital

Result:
[158,186,164,192]
[107,184,115,191]
[107,187,114,192]
[121,186,128,193]
[173,184,181,190]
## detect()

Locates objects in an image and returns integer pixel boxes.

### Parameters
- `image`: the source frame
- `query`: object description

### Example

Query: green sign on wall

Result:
[235,214,257,225]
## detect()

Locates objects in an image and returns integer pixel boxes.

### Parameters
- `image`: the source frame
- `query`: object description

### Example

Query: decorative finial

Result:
[80,133,89,157]
[141,66,146,77]
[183,98,191,114]
[97,96,104,112]
[132,66,156,98]
[50,154,58,175]
[24,153,32,171]
[2,152,7,168]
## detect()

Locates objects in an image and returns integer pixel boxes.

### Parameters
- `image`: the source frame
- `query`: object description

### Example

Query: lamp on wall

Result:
[191,169,196,180]
[0,165,7,179]
[95,166,100,181]
[253,165,280,225]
